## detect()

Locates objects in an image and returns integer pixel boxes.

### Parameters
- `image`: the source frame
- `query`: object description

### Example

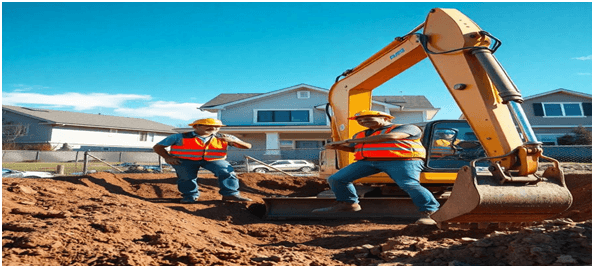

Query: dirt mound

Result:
[2,171,591,265]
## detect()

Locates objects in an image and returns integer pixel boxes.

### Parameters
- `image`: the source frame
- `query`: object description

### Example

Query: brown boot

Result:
[415,211,437,225]
[222,195,252,202]
[312,202,361,214]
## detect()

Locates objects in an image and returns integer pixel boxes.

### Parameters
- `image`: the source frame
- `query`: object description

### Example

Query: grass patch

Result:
[3,162,129,175]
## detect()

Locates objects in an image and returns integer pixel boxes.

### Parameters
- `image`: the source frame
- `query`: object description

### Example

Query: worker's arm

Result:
[153,144,181,165]
[218,134,252,149]
[325,142,356,152]
[325,132,411,152]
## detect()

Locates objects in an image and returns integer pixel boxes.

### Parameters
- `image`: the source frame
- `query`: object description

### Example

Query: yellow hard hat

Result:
[188,118,226,126]
[348,110,394,120]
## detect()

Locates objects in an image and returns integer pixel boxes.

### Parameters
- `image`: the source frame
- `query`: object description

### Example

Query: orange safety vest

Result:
[353,125,426,160]
[169,132,228,161]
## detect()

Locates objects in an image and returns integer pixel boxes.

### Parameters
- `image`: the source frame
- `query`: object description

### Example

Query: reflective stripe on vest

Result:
[170,133,228,161]
[353,125,426,160]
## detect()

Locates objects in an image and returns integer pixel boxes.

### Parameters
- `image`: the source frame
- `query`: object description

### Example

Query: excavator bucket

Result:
[431,165,573,228]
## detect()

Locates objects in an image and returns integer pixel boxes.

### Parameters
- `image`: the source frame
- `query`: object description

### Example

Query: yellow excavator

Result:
[263,8,573,228]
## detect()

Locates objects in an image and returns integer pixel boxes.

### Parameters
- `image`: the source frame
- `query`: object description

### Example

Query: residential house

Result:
[196,84,439,162]
[2,105,176,151]
[522,89,592,145]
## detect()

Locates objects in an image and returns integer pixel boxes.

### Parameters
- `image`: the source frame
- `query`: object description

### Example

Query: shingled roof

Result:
[372,95,435,109]
[201,92,435,110]
[201,93,263,108]
[3,105,176,133]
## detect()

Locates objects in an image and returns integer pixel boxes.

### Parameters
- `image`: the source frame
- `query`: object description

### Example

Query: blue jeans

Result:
[172,159,240,199]
[327,159,440,212]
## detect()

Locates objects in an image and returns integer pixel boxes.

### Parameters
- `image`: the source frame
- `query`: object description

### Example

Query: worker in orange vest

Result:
[311,110,440,225]
[430,129,460,158]
[153,118,252,204]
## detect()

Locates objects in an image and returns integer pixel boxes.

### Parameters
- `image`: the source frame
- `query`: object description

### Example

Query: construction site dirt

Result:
[2,167,591,266]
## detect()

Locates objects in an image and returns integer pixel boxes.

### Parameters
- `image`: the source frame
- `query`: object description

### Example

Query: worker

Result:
[311,110,440,225]
[430,129,460,158]
[153,118,253,204]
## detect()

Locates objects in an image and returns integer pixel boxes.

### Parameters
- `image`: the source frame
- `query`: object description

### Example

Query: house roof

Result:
[524,88,592,101]
[200,84,435,110]
[201,93,263,108]
[200,84,329,109]
[2,105,176,133]
[372,95,435,109]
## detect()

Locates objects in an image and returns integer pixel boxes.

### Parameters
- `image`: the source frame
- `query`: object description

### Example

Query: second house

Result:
[195,84,439,163]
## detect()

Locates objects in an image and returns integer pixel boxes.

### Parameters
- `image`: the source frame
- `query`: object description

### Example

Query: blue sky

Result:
[3,2,592,127]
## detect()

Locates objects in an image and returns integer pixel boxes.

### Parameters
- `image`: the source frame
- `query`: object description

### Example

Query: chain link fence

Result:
[2,145,590,175]
[1,148,324,176]
[541,145,591,163]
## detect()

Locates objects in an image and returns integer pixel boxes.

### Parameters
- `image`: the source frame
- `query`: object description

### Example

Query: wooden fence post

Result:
[83,151,89,175]
[56,165,65,175]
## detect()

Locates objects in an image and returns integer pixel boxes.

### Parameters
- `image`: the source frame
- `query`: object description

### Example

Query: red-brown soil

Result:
[2,170,591,266]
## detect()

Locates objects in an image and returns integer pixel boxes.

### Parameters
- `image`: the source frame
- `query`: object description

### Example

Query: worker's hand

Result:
[324,140,350,149]
[217,134,238,143]
[164,156,181,165]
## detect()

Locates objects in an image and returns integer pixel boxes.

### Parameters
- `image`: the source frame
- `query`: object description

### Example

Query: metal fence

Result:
[541,145,592,163]
[2,145,591,168]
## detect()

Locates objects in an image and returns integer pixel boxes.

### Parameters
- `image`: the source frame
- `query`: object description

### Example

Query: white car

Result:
[248,160,316,173]
[2,168,54,178]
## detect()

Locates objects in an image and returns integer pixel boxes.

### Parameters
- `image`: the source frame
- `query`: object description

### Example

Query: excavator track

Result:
[263,195,448,220]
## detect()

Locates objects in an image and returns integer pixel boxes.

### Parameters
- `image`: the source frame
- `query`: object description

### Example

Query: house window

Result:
[297,91,310,99]
[295,140,323,148]
[139,132,148,141]
[536,134,562,145]
[534,102,589,117]
[256,110,310,123]
[280,140,294,148]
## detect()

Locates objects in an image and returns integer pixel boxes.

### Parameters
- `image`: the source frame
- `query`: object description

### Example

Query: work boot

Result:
[180,196,199,204]
[415,211,437,225]
[222,195,252,202]
[311,202,361,214]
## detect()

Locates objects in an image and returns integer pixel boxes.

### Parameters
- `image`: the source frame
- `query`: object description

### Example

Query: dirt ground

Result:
[2,167,591,266]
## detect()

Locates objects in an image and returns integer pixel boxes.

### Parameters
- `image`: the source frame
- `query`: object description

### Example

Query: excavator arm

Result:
[327,8,572,226]
[330,8,524,173]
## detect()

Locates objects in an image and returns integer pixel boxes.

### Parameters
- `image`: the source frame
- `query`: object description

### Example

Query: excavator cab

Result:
[425,121,487,169]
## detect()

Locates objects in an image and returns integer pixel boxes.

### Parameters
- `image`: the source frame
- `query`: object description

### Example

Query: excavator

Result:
[262,8,573,228]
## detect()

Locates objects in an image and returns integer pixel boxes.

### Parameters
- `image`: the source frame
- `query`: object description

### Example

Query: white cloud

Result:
[572,55,592,60]
[115,101,216,121]
[2,92,151,110]
[2,91,216,124]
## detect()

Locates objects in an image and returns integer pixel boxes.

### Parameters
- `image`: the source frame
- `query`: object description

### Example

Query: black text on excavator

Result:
[262,8,573,228]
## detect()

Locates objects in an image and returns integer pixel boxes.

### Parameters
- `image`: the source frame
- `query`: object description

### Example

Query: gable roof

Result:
[2,105,176,133]
[200,84,328,109]
[200,84,435,110]
[524,88,592,101]
[372,95,435,109]
[201,93,263,108]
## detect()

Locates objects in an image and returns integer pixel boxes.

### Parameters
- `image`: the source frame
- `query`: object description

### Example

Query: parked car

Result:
[248,160,316,173]
[116,162,138,167]
[2,168,54,178]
